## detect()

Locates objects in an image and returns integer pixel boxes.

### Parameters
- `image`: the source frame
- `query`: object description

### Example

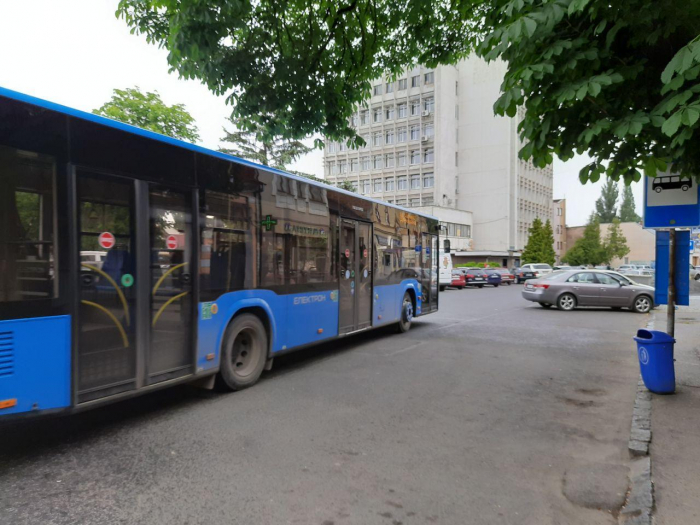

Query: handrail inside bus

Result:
[81,263,130,326]
[152,292,189,328]
[152,262,188,295]
[80,300,129,348]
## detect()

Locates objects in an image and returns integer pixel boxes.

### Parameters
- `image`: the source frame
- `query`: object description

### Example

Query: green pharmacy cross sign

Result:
[261,215,277,231]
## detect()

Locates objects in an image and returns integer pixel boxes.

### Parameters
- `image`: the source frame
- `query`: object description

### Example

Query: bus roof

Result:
[0,85,437,221]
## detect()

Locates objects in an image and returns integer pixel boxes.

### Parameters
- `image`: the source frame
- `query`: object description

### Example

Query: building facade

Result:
[323,57,553,266]
[552,199,567,263]
[566,221,655,268]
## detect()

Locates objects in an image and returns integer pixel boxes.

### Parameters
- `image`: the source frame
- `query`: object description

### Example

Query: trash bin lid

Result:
[634,329,676,344]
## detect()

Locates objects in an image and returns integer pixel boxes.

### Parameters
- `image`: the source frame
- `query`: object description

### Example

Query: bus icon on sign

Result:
[653,176,693,193]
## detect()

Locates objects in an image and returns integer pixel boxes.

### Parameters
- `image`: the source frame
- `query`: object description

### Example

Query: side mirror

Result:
[443,239,451,254]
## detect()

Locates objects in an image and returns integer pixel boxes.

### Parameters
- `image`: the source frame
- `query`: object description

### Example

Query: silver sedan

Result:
[521,270,655,313]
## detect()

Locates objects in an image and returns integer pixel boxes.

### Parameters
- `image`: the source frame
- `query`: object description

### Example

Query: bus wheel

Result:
[397,292,414,333]
[217,314,268,391]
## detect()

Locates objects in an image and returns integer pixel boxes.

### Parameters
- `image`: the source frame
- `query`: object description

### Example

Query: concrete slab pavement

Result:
[648,297,700,524]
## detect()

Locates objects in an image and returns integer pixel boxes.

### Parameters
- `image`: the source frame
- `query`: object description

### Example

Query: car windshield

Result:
[533,264,552,269]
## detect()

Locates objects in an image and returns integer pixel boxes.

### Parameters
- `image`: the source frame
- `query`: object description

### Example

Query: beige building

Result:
[552,199,567,264]
[566,221,655,268]
[323,57,553,267]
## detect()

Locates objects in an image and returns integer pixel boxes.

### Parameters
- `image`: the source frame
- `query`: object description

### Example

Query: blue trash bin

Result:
[633,329,676,394]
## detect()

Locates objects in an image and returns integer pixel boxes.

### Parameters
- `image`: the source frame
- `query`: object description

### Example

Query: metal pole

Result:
[668,229,676,337]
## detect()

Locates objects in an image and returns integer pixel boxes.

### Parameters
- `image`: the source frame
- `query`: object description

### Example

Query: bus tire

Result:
[397,292,414,333]
[216,313,268,391]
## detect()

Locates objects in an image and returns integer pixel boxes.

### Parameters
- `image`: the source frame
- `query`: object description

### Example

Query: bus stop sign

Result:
[644,174,700,228]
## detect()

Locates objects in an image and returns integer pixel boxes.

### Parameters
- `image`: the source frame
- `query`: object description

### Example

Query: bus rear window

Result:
[0,145,57,302]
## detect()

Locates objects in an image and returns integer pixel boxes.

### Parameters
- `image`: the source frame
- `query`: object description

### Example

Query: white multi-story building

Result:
[323,57,553,267]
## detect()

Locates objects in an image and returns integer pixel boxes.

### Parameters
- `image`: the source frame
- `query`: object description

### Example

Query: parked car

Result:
[690,264,700,281]
[482,268,503,287]
[511,267,537,284]
[494,268,515,285]
[520,263,553,277]
[448,269,466,289]
[521,269,655,313]
[456,267,488,288]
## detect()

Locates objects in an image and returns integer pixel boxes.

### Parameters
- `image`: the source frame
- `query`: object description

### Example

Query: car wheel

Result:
[494,283,499,287]
[439,285,446,292]
[557,293,577,311]
[397,292,414,333]
[478,285,484,288]
[682,184,690,191]
[539,302,552,309]
[216,313,268,391]
[632,295,653,314]
[695,274,700,281]
[655,187,662,193]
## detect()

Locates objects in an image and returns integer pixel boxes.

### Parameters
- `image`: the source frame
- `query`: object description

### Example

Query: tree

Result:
[335,180,357,193]
[521,218,543,264]
[603,218,630,264]
[540,220,557,267]
[220,116,312,169]
[595,179,619,223]
[562,214,607,266]
[619,185,641,222]
[117,1,700,181]
[93,87,199,142]
[522,218,556,266]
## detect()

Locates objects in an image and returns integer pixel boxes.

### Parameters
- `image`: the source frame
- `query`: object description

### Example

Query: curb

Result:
[628,379,652,457]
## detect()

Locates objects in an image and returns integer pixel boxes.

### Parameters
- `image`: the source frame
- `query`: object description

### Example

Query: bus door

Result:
[76,173,195,402]
[338,219,372,334]
[421,233,439,313]
[147,186,194,384]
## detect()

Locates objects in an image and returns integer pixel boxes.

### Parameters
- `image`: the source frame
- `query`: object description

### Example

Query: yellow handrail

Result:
[81,300,129,348]
[152,291,189,328]
[152,262,188,296]
[81,263,130,326]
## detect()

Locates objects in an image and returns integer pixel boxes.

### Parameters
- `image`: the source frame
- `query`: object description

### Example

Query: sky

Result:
[0,0,643,227]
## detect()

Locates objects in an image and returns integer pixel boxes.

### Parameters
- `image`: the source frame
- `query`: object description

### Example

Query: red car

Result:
[449,269,466,289]
[495,268,515,285]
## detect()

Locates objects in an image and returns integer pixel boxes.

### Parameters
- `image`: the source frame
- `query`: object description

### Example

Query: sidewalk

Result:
[649,296,700,524]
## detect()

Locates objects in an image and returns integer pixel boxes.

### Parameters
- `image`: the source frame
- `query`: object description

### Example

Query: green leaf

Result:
[661,111,683,136]
[588,82,601,96]
[684,106,700,126]
[576,84,588,100]
[594,20,607,34]
[523,17,537,37]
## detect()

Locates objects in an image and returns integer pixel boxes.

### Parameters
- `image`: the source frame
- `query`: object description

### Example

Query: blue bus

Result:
[0,87,440,419]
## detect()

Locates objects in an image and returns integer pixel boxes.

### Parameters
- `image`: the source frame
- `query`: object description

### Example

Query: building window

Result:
[397,127,407,142]
[385,154,395,168]
[410,173,421,189]
[360,110,369,125]
[423,172,434,188]
[423,97,434,113]
[411,75,420,88]
[373,132,382,147]
[350,181,358,192]
[361,180,370,194]
[455,81,458,95]
[398,103,407,118]
[386,81,394,94]
[373,84,382,96]
[456,128,459,143]
[329,161,338,174]
[373,179,383,193]
[351,158,359,172]
[395,197,407,206]
[339,160,348,173]
[410,150,420,164]
[385,106,394,121]
[360,156,370,171]
[338,142,346,152]
[410,125,420,140]
[424,71,434,85]
[424,123,434,138]
[351,114,359,127]
[385,130,394,144]
[557,207,563,216]
[397,176,408,190]
[422,194,434,206]
[398,151,407,166]
[373,108,382,123]
[455,152,458,167]
[410,99,420,116]
[373,155,383,169]
[361,133,370,148]
[398,78,407,90]
[409,197,420,207]
[423,149,434,163]
[385,178,395,191]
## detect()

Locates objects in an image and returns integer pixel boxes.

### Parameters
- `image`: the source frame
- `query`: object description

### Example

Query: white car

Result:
[690,264,700,281]
[520,263,553,277]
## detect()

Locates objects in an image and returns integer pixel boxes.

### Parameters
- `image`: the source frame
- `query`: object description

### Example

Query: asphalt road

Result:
[0,285,648,525]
